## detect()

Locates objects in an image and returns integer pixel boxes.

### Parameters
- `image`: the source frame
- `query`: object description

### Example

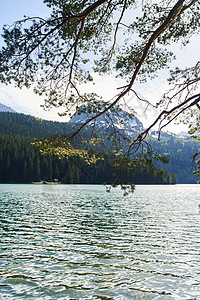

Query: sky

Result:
[0,0,199,133]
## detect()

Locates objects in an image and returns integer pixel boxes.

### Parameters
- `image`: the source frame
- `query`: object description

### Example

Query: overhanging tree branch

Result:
[0,0,200,169]
[125,93,200,157]
[64,0,186,140]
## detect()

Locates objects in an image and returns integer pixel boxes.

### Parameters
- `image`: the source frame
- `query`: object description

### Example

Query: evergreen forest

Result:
[0,111,199,184]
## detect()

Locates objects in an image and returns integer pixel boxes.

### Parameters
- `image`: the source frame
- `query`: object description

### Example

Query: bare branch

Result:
[103,0,127,64]
[160,93,200,130]
[181,0,198,12]
[130,89,157,108]
[62,0,109,20]
[14,20,67,69]
[127,93,200,155]
[63,0,186,141]
[66,18,85,92]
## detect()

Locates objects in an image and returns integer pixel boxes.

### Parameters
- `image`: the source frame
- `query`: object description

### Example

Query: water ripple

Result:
[0,184,200,299]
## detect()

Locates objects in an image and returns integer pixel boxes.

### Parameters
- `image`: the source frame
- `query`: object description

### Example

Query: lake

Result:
[0,184,200,299]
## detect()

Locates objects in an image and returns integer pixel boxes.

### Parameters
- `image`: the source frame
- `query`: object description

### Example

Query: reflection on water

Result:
[0,184,200,299]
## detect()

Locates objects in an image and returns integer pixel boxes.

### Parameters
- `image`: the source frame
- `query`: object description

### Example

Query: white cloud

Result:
[80,72,126,101]
[0,84,68,122]
[0,73,189,133]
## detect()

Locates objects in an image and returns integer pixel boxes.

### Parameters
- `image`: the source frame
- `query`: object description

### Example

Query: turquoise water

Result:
[0,184,200,299]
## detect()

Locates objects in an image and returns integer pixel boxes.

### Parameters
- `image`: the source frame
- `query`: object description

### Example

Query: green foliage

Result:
[0,111,72,138]
[0,133,176,184]
[131,2,200,46]
[0,112,177,185]
[115,45,174,81]
[0,111,199,183]
[0,0,200,170]
[188,126,200,179]
[0,0,199,111]
[33,136,102,164]
[149,136,199,183]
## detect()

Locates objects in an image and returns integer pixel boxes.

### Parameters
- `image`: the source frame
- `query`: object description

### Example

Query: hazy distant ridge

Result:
[0,103,15,113]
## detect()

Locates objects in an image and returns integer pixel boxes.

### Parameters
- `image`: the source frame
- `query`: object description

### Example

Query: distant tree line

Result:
[0,134,176,184]
[149,137,199,184]
[0,111,199,184]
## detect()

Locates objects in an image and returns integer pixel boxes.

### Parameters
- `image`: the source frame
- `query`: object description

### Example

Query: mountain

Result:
[0,111,176,185]
[69,104,144,135]
[0,103,15,113]
[0,110,199,184]
[150,131,177,139]
[150,130,190,139]
[177,131,190,138]
[0,111,73,139]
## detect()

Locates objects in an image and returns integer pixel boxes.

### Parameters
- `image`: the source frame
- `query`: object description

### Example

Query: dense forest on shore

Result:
[0,112,199,184]
[0,134,175,184]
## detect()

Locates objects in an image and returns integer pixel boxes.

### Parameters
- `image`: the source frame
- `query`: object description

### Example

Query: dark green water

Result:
[0,184,200,299]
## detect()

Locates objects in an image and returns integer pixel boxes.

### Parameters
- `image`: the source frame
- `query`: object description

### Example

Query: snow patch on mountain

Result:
[177,131,189,138]
[69,105,144,135]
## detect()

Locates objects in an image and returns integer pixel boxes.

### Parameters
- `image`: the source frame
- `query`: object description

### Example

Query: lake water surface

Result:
[0,184,200,299]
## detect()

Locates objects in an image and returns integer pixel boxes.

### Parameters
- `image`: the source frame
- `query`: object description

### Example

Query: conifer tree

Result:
[0,0,199,167]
